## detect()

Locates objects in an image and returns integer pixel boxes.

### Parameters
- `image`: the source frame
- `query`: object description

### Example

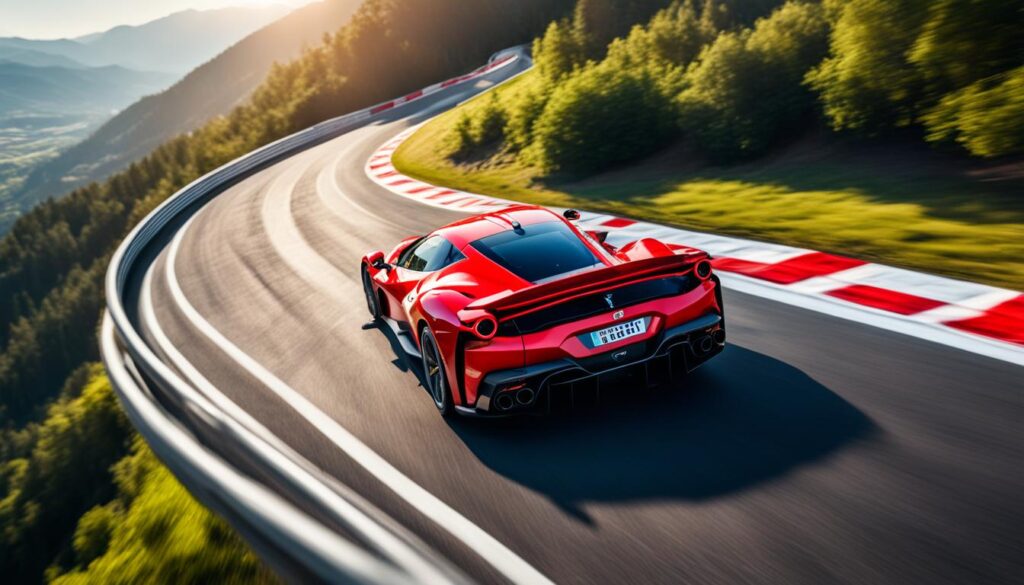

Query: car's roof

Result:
[433,205,566,249]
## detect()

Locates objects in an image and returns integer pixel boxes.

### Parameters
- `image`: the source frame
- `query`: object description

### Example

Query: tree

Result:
[805,0,929,132]
[923,66,1024,157]
[678,1,829,160]
[532,63,677,173]
[908,0,1023,95]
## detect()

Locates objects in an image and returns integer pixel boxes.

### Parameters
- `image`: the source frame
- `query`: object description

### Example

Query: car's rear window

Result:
[470,221,601,283]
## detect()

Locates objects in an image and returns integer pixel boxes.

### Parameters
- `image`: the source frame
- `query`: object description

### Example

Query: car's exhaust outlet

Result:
[515,388,535,405]
[698,336,714,353]
[712,329,725,344]
[495,393,515,411]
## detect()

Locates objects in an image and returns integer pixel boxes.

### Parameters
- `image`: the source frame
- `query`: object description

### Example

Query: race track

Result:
[122,59,1023,584]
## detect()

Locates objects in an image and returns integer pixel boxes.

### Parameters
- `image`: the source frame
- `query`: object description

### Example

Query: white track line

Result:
[164,215,554,585]
[141,263,460,584]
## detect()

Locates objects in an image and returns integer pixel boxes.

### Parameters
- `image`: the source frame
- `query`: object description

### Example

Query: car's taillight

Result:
[694,259,713,281]
[472,315,498,340]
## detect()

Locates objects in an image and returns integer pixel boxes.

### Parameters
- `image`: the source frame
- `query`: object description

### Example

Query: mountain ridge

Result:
[0,5,292,74]
[9,0,363,219]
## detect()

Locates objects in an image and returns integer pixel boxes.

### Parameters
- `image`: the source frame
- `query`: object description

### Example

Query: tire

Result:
[362,265,381,320]
[420,328,454,417]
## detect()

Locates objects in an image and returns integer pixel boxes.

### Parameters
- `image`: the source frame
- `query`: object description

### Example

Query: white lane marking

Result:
[321,143,402,228]
[166,216,554,584]
[101,322,413,585]
[261,149,360,296]
[141,263,460,584]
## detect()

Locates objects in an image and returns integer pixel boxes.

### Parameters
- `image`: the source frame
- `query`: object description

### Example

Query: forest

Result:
[0,0,579,581]
[447,0,1022,173]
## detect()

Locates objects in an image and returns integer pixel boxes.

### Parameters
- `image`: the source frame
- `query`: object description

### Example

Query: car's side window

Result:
[396,237,424,268]
[401,236,465,272]
[437,242,466,269]
[402,235,445,272]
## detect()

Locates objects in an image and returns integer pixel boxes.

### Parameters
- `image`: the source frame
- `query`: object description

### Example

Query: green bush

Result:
[504,80,551,151]
[908,0,1023,95]
[532,63,677,173]
[923,66,1024,157]
[0,367,131,582]
[444,95,509,159]
[808,0,1023,156]
[72,504,116,566]
[805,0,927,132]
[475,95,509,146]
[534,19,586,80]
[678,1,829,160]
[446,112,477,158]
[604,0,717,72]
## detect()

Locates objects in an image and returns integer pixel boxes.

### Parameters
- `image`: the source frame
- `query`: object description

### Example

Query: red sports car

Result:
[361,205,724,417]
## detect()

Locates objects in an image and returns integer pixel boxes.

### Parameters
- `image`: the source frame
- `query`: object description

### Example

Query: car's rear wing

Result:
[460,253,707,322]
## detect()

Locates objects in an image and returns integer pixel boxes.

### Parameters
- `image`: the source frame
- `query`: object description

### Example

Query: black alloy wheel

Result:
[362,266,381,320]
[420,328,453,417]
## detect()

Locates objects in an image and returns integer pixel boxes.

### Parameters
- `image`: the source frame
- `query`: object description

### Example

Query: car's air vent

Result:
[498,275,698,336]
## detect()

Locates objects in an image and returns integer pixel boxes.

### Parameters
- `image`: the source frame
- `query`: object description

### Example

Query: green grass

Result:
[394,71,1024,290]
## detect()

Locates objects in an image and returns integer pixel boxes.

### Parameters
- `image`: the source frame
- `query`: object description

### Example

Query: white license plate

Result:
[590,318,647,347]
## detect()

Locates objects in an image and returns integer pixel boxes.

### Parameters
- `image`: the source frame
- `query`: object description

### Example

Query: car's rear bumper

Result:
[461,311,724,416]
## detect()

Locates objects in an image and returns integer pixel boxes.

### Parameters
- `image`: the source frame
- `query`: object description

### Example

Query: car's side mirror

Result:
[563,209,581,221]
[368,251,391,271]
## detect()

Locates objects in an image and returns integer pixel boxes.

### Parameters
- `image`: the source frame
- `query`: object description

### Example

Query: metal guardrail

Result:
[101,51,523,583]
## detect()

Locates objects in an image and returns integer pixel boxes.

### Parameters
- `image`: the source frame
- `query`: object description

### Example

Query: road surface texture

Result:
[123,60,1022,584]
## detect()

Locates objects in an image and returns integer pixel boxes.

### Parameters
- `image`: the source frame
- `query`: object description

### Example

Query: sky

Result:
[0,0,317,40]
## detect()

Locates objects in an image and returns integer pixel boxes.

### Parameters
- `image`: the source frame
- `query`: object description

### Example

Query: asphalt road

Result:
[128,61,1023,584]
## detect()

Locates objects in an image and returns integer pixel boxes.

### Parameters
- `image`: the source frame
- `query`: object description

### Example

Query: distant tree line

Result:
[447,0,1023,174]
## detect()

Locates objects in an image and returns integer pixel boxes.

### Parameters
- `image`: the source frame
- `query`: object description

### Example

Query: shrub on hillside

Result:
[677,1,828,161]
[0,368,131,582]
[532,0,681,81]
[504,80,551,151]
[604,0,717,72]
[445,95,508,159]
[531,64,677,173]
[805,0,926,132]
[808,0,1023,156]
[922,66,1024,157]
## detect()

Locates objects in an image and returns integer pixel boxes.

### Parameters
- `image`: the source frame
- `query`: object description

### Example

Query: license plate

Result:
[590,318,647,347]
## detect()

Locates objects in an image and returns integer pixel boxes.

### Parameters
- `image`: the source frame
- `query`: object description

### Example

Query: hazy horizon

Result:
[0,0,318,40]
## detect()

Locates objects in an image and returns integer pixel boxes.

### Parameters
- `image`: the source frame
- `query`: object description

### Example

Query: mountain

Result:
[0,38,84,66]
[0,5,292,75]
[0,3,318,234]
[0,62,173,231]
[10,0,363,216]
[68,5,293,74]
[0,47,86,69]
[0,62,173,114]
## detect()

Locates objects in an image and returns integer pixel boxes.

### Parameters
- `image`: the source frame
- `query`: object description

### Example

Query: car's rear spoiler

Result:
[460,253,707,322]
